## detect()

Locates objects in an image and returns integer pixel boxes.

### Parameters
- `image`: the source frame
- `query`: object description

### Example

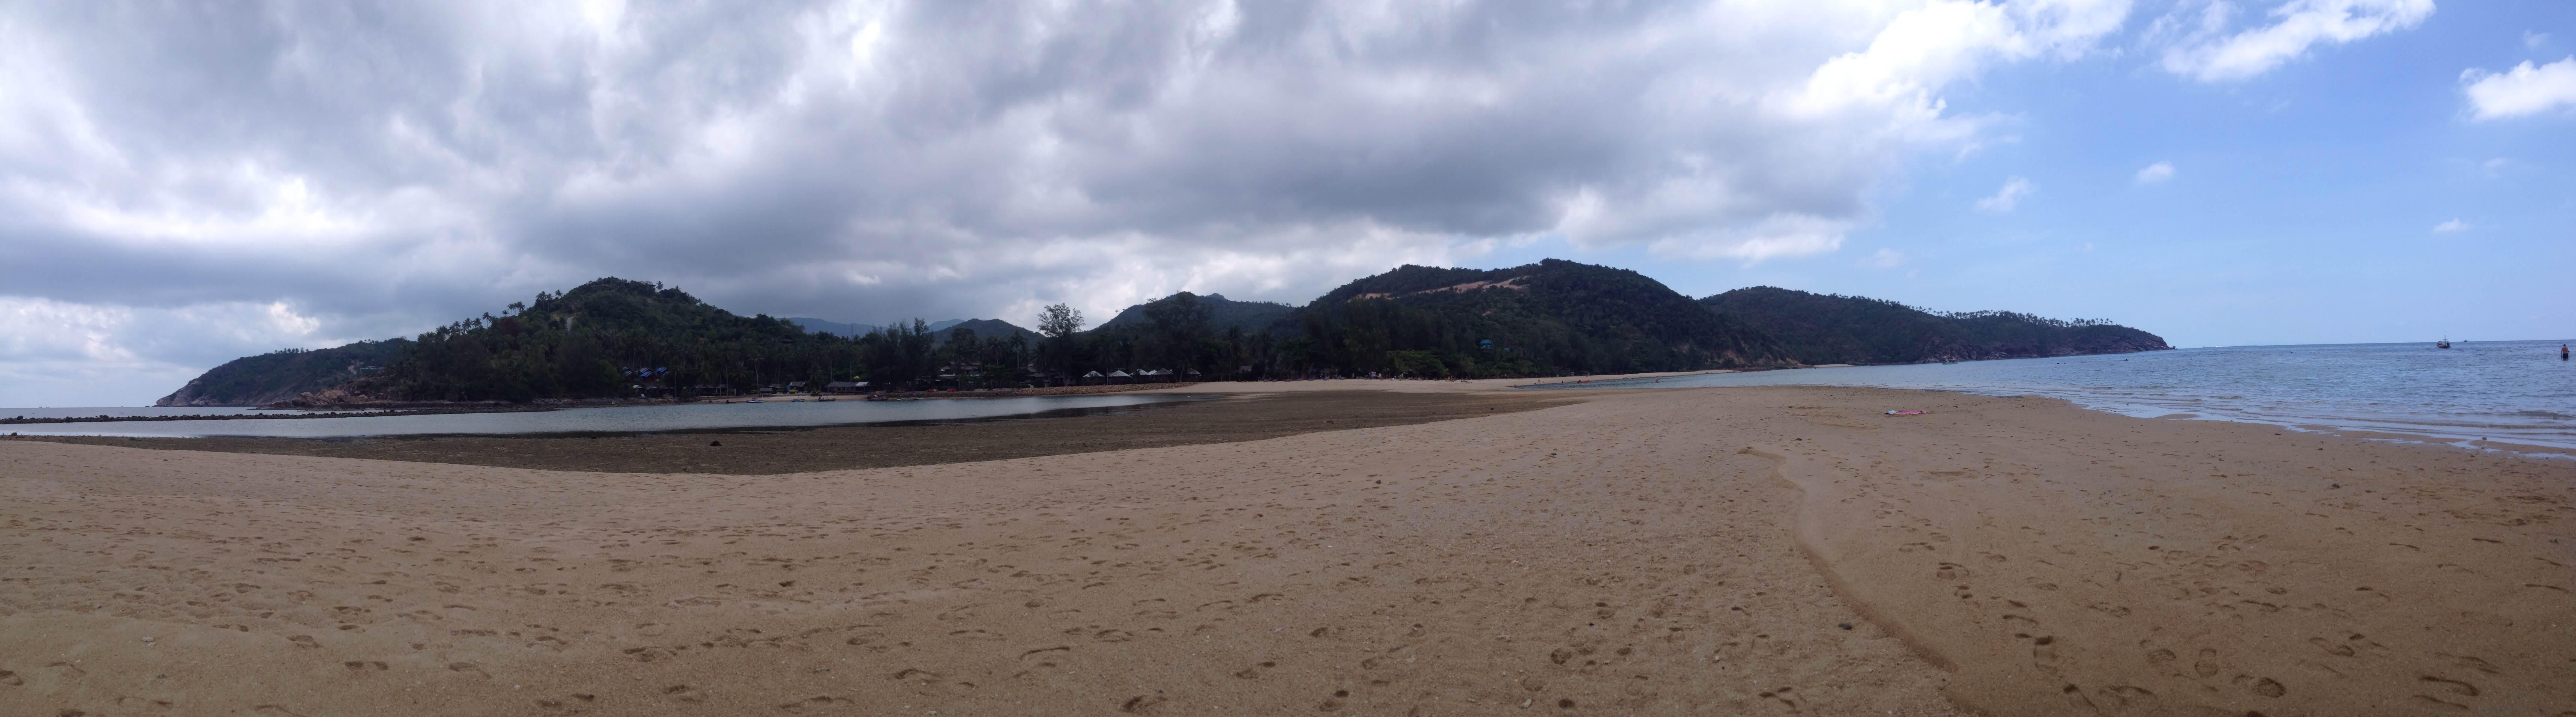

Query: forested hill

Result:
[1699,286,2171,364]
[1282,259,1786,376]
[160,266,2177,404]
[153,340,410,406]
[1101,293,1294,335]
[362,278,841,402]
[786,317,880,337]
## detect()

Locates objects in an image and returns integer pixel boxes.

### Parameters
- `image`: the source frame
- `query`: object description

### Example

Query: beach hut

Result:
[825,381,866,394]
[1106,370,1133,385]
[1080,370,1105,385]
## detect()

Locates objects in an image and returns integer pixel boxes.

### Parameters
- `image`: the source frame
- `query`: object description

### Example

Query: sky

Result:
[2,0,2571,406]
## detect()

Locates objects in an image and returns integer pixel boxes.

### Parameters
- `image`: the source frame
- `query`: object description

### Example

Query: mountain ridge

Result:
[1699,286,2171,364]
[155,262,2172,403]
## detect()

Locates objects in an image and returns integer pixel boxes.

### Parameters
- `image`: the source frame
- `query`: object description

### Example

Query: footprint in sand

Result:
[2230,674,2286,698]
[446,662,490,680]
[774,695,843,713]
[2191,648,2223,679]
[113,696,175,712]
[2432,653,2499,674]
[341,661,389,672]
[1756,686,1800,713]
[2029,635,2061,675]
[662,685,706,703]
[2418,676,2479,697]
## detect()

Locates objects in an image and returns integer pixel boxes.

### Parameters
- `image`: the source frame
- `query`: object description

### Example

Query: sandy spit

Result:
[1,386,2569,716]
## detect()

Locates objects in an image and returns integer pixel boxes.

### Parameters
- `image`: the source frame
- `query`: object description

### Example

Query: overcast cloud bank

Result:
[0,1,2478,405]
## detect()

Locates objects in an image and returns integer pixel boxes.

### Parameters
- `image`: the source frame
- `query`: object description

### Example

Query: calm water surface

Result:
[0,394,1202,439]
[1532,340,2576,451]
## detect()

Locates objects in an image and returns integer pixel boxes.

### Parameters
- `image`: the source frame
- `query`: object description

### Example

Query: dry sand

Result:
[2,387,2570,716]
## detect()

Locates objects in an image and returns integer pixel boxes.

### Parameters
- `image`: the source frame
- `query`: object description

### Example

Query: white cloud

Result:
[1866,248,1911,268]
[1645,213,1856,266]
[2529,31,2552,50]
[1975,176,2037,211]
[2431,219,2467,233]
[2158,0,2434,82]
[0,0,2158,402]
[2134,161,2177,184]
[0,296,356,405]
[2462,57,2576,120]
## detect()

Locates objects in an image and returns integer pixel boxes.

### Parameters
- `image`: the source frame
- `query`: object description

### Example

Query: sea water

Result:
[1534,340,2576,452]
[0,394,1203,439]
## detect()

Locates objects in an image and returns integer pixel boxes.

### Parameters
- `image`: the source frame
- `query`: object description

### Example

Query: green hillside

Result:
[1101,293,1295,336]
[364,278,848,401]
[936,318,1041,345]
[164,264,2178,403]
[153,340,411,406]
[1698,286,2170,364]
[1278,259,1786,377]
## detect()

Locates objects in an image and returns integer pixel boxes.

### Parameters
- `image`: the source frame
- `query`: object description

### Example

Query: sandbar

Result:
[2,386,2569,715]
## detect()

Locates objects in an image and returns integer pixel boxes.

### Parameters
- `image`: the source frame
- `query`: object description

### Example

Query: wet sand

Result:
[26,391,1565,475]
[2,386,2570,716]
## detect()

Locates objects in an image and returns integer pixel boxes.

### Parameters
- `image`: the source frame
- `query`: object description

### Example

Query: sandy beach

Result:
[3,385,2570,716]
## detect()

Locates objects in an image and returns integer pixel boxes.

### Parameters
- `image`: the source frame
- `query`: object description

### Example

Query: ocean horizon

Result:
[1534,339,2576,453]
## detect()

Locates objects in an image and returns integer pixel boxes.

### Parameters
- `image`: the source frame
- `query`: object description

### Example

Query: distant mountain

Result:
[1283,259,1786,376]
[1102,293,1296,335]
[162,263,2181,400]
[787,317,881,337]
[1698,286,2171,364]
[154,339,410,407]
[932,318,1041,344]
[790,317,1036,344]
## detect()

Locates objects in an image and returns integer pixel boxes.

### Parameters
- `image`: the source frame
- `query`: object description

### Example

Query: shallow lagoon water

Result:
[1533,340,2576,451]
[0,394,1202,439]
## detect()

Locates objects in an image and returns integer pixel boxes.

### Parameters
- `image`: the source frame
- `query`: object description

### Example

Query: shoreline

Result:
[12,391,1561,475]
[3,386,2569,715]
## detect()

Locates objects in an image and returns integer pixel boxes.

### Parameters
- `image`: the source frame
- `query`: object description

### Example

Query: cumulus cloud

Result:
[0,0,2154,403]
[2156,0,2433,82]
[2530,31,2552,50]
[0,297,361,406]
[2462,57,2576,120]
[1865,248,1912,268]
[2431,219,2468,233]
[2135,161,2178,184]
[1975,176,2037,211]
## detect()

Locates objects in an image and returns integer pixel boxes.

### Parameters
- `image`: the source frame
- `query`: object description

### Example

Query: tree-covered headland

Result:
[166,260,2172,404]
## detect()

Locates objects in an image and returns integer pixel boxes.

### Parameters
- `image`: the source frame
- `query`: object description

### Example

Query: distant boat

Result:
[2436,336,2451,349]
